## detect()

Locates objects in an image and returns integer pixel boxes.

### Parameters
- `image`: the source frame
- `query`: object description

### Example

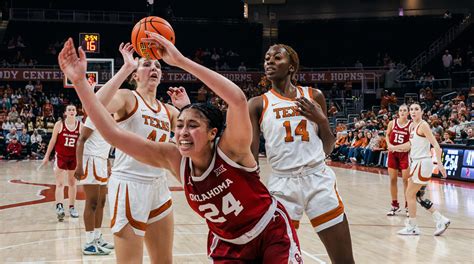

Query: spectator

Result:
[197,85,208,103]
[30,129,42,154]
[467,128,474,139]
[6,136,22,160]
[25,81,34,93]
[2,117,14,135]
[453,53,463,71]
[6,128,17,143]
[42,99,54,117]
[31,142,46,160]
[14,118,24,131]
[361,131,387,166]
[1,94,12,110]
[19,128,30,156]
[442,49,453,76]
[8,106,19,121]
[328,102,338,117]
[441,131,454,144]
[238,62,247,72]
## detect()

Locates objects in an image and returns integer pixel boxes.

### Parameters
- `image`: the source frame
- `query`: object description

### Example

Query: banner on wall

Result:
[0,68,384,83]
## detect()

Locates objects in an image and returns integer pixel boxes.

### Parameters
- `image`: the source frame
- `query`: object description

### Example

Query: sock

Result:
[69,205,74,209]
[408,217,417,226]
[392,200,399,207]
[56,203,63,209]
[432,210,442,221]
[94,229,102,240]
[85,231,95,244]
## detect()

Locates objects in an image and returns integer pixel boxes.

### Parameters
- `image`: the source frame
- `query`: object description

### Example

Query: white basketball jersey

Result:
[83,117,111,159]
[409,121,431,160]
[112,91,171,181]
[260,86,325,171]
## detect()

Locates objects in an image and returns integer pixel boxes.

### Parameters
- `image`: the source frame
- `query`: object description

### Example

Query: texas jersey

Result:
[260,86,325,171]
[389,118,411,147]
[181,146,274,242]
[55,120,80,157]
[112,91,171,181]
[410,121,431,160]
[83,117,111,159]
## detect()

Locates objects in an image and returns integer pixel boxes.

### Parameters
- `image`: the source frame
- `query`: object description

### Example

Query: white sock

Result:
[432,210,442,221]
[94,229,102,240]
[85,231,95,244]
[408,217,417,226]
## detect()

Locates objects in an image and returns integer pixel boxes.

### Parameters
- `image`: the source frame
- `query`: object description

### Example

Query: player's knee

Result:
[56,182,65,189]
[89,200,98,211]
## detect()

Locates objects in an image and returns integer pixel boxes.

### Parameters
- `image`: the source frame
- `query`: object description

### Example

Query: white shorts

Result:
[268,165,345,233]
[409,157,433,185]
[77,155,108,185]
[108,175,173,236]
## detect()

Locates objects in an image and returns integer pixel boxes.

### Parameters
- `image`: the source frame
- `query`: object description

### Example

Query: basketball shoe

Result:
[69,206,79,218]
[397,220,420,235]
[387,203,400,216]
[83,241,111,255]
[96,234,114,250]
[433,215,450,236]
[56,204,65,221]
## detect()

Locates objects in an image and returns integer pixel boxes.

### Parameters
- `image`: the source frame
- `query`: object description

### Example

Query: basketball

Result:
[131,16,175,60]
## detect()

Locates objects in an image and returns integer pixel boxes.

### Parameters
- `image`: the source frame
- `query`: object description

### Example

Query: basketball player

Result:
[385,104,411,216]
[248,44,354,264]
[73,42,184,263]
[59,34,302,263]
[390,103,450,236]
[74,116,113,255]
[41,104,80,221]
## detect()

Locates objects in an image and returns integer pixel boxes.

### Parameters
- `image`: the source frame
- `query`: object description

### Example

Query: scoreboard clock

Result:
[79,33,100,53]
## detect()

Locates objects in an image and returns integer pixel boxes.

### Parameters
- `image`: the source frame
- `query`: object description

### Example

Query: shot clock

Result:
[435,146,474,182]
[79,33,100,53]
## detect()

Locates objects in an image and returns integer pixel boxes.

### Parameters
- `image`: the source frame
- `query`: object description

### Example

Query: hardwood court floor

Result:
[0,159,473,263]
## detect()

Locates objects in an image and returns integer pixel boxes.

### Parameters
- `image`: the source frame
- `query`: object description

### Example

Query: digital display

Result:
[437,147,474,182]
[463,150,474,167]
[79,33,100,53]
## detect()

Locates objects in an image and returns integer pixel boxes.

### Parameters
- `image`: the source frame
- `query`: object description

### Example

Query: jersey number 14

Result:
[283,120,310,142]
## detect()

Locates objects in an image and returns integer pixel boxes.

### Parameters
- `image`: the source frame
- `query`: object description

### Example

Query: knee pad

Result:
[416,186,432,209]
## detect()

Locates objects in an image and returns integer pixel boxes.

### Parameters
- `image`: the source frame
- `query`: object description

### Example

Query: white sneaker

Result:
[387,205,400,216]
[69,207,79,218]
[82,241,111,255]
[434,216,450,236]
[397,223,421,235]
[96,234,114,250]
[56,206,65,222]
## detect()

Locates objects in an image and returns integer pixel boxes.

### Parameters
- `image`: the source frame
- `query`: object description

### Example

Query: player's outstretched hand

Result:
[58,38,87,85]
[168,86,190,110]
[438,164,448,179]
[119,42,138,71]
[142,31,185,67]
[295,97,327,124]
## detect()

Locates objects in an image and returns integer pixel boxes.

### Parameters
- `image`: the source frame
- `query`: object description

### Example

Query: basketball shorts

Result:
[55,153,77,170]
[77,155,108,185]
[409,157,433,185]
[268,165,345,233]
[387,151,409,170]
[108,175,173,236]
[208,202,302,264]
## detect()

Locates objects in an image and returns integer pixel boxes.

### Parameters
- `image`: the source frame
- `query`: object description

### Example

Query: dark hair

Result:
[270,44,300,84]
[179,103,224,137]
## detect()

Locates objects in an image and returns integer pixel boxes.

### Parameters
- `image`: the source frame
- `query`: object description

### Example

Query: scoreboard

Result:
[435,145,474,182]
[79,33,100,53]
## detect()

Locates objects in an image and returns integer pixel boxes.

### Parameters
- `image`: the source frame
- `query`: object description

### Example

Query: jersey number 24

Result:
[198,192,243,223]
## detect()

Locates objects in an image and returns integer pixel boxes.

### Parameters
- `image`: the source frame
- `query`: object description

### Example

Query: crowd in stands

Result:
[191,47,248,71]
[329,86,474,167]
[0,81,77,160]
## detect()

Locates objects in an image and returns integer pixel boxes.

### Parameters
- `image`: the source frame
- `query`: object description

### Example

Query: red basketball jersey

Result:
[389,118,411,146]
[55,120,80,157]
[181,147,273,240]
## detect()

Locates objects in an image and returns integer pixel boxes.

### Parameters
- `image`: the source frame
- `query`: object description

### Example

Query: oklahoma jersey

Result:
[112,91,171,181]
[55,120,80,157]
[389,118,411,148]
[260,86,325,171]
[180,146,276,243]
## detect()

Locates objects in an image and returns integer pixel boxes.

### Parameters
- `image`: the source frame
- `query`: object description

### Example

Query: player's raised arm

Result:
[95,42,138,113]
[143,32,253,159]
[58,38,181,176]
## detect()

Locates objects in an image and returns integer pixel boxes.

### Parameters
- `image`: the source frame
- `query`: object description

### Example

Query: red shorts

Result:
[207,202,302,263]
[55,154,77,170]
[387,151,409,170]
